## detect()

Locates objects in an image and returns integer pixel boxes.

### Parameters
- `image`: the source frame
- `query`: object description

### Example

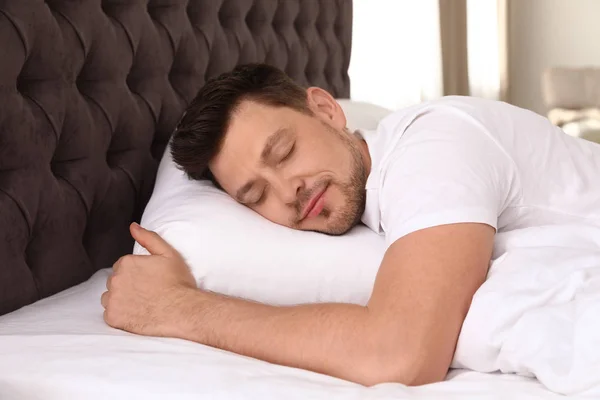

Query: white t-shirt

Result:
[359,96,600,246]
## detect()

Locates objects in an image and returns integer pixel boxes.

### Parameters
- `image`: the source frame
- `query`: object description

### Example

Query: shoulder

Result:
[376,96,513,149]
[377,98,509,172]
[372,98,520,244]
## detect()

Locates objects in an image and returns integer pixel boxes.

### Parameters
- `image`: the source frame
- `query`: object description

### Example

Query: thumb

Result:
[130,223,176,257]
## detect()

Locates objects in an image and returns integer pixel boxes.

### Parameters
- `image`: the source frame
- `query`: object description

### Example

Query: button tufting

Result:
[125,70,136,93]
[49,160,56,175]
[75,73,85,93]
[0,0,352,316]
[146,1,160,20]
[16,74,27,95]
[245,5,258,32]
[217,3,227,26]
[100,0,112,16]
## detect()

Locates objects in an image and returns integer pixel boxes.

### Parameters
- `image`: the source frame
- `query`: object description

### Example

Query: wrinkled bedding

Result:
[0,270,564,400]
[453,224,600,396]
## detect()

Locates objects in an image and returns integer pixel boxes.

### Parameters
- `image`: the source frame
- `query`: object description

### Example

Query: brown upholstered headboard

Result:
[0,0,352,315]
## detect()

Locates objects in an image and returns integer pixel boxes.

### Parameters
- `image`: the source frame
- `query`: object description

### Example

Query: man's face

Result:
[209,88,369,235]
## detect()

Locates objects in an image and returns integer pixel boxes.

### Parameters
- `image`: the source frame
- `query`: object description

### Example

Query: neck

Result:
[350,130,372,179]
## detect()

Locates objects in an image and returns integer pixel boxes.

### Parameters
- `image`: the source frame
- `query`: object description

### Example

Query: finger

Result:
[101,291,109,309]
[106,275,112,291]
[112,255,126,273]
[130,222,175,257]
[113,254,138,272]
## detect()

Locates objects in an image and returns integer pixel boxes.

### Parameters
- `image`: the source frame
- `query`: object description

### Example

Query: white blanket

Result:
[2,225,600,398]
[0,271,561,400]
[452,224,600,396]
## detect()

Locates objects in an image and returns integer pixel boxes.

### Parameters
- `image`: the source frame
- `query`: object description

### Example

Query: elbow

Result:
[357,365,442,388]
[355,348,448,387]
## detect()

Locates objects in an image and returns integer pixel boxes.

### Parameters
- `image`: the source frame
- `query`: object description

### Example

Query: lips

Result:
[300,185,327,221]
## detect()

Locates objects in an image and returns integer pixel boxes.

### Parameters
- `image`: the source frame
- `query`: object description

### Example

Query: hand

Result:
[101,223,198,337]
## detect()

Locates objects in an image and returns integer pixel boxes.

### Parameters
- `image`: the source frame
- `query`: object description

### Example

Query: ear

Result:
[306,87,347,130]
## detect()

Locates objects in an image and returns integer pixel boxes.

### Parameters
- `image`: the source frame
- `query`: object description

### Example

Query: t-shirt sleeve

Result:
[380,109,518,245]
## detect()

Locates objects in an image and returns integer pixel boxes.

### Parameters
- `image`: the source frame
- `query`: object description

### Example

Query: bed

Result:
[0,0,578,398]
[0,269,564,399]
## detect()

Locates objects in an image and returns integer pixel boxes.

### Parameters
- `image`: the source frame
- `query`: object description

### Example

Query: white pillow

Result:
[336,99,394,131]
[134,100,392,306]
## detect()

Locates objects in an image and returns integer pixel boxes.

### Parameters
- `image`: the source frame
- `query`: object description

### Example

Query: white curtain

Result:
[348,0,443,110]
[349,0,507,109]
[467,0,507,100]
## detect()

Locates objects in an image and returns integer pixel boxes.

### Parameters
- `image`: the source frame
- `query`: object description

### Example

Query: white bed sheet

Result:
[0,270,566,400]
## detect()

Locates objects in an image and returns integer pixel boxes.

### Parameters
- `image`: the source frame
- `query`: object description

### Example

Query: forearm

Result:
[174,289,402,386]
[108,224,486,386]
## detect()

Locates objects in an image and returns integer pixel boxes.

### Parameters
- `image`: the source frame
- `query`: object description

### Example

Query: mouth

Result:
[300,185,328,221]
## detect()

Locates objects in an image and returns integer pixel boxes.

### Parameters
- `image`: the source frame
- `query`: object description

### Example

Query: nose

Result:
[270,174,303,205]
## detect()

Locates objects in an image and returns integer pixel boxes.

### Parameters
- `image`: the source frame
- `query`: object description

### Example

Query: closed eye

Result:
[253,187,268,206]
[278,142,296,165]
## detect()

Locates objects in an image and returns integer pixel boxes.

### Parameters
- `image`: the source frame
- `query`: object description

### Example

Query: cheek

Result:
[253,200,293,225]
[319,139,354,173]
[325,185,347,207]
[301,147,348,177]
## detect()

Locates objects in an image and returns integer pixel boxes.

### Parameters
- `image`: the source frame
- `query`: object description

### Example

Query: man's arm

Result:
[102,222,494,386]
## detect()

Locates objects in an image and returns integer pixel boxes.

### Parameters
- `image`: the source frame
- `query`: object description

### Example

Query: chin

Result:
[323,222,358,236]
[310,224,356,236]
[302,211,361,236]
[293,186,366,235]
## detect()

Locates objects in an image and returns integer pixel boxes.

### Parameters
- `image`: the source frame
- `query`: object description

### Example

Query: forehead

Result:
[228,100,300,138]
[221,101,297,157]
[209,101,301,193]
[228,101,283,138]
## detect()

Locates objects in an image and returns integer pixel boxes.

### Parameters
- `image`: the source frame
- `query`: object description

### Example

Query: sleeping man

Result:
[100,64,600,386]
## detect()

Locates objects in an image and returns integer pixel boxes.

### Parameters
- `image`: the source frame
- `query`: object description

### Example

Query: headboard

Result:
[0,0,352,315]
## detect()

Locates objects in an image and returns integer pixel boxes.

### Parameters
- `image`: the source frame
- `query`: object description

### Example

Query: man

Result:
[101,64,600,386]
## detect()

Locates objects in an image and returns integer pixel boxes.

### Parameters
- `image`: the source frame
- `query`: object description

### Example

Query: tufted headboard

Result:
[0,0,352,315]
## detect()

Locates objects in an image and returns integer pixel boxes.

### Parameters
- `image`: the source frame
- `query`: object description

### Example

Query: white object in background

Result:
[335,99,392,131]
[349,0,443,110]
[562,119,600,144]
[467,0,505,100]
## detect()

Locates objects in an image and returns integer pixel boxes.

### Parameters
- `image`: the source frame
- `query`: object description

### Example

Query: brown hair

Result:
[170,64,310,187]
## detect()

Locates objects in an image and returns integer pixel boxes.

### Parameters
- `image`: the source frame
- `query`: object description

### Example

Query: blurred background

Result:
[349,0,600,143]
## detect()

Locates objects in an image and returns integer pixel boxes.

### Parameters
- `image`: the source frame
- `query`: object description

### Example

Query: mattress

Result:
[0,270,563,400]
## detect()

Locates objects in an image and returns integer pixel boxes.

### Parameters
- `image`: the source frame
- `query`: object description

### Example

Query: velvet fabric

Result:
[0,0,352,315]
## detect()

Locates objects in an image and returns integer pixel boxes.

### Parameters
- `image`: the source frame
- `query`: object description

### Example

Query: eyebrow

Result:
[235,128,290,203]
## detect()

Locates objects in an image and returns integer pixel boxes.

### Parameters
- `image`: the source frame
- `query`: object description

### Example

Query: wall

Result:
[509,0,600,115]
